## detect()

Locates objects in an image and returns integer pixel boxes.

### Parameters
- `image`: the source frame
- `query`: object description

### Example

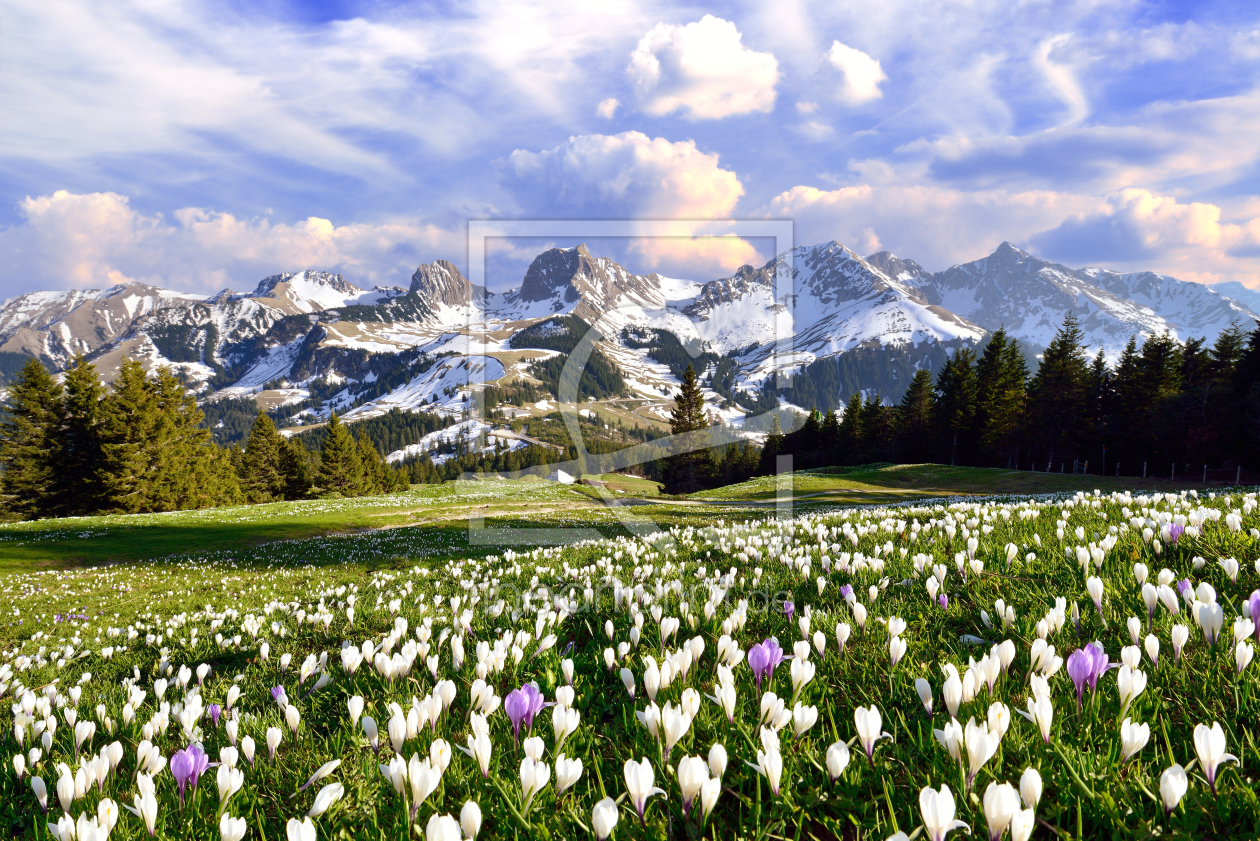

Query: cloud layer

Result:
[628,15,779,119]
[2,0,1260,297]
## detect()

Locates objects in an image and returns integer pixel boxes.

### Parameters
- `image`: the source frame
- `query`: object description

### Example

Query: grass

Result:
[2,481,1260,839]
[693,463,1232,504]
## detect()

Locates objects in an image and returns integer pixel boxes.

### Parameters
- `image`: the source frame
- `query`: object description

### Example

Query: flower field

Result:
[3,487,1260,840]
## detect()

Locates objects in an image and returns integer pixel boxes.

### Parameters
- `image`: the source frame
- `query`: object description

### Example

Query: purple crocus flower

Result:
[504,688,528,741]
[207,704,222,727]
[839,584,855,605]
[783,600,795,623]
[170,744,208,805]
[747,639,788,693]
[1168,524,1184,545]
[506,684,546,743]
[1066,648,1092,711]
[1250,591,1260,643]
[1176,579,1193,596]
[271,685,285,701]
[1084,641,1112,691]
[938,594,949,609]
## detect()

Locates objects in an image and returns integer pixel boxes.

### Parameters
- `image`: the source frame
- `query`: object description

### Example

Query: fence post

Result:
[1143,461,1147,478]
[1171,464,1175,482]
[1116,462,1120,477]
[1203,464,1207,484]
[1237,465,1242,486]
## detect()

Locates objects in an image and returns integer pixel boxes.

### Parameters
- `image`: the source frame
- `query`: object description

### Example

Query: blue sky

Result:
[1,0,1259,296]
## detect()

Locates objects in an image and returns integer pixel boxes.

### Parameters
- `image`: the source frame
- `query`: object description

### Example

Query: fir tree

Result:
[316,413,363,496]
[279,438,313,499]
[933,347,978,465]
[56,356,105,515]
[241,413,287,503]
[0,358,63,519]
[837,393,864,464]
[664,364,712,494]
[758,414,784,476]
[356,434,387,495]
[99,359,162,513]
[974,331,1027,466]
[895,369,934,463]
[1027,313,1091,468]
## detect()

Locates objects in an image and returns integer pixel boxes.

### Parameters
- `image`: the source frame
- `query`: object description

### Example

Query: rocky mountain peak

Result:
[517,245,596,303]
[410,260,482,308]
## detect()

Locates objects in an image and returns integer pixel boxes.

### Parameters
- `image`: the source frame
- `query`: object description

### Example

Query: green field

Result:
[2,468,1259,840]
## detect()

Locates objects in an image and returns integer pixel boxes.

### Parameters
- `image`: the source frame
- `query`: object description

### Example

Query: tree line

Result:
[0,357,407,520]
[765,313,1260,477]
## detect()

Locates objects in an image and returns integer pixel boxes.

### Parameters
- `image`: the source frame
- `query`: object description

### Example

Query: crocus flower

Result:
[1167,524,1184,545]
[854,705,891,764]
[920,785,970,841]
[207,705,222,728]
[1193,722,1238,794]
[170,745,208,806]
[938,594,949,609]
[1160,764,1188,815]
[747,639,787,692]
[504,689,529,743]
[783,600,795,624]
[592,797,618,840]
[1249,591,1260,642]
[624,757,664,822]
[839,584,855,604]
[1066,648,1092,711]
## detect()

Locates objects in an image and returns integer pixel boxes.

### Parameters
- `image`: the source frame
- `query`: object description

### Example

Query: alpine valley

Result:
[0,240,1255,451]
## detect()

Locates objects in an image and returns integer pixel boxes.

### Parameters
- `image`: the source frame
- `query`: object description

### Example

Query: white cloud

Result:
[764,178,1097,270]
[1033,34,1089,124]
[499,131,744,219]
[628,15,779,120]
[820,41,887,105]
[1029,188,1260,283]
[0,190,460,297]
[596,98,620,119]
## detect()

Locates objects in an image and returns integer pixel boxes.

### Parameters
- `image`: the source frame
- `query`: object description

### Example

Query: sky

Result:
[1,0,1259,297]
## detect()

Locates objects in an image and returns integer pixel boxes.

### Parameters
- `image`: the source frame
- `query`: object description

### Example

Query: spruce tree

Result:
[56,356,105,515]
[0,358,64,519]
[837,393,864,464]
[933,347,978,465]
[356,434,387,495]
[316,413,363,496]
[99,359,163,513]
[1027,313,1091,468]
[895,369,934,463]
[664,364,712,493]
[279,438,313,499]
[757,414,784,476]
[241,413,287,503]
[974,332,1027,466]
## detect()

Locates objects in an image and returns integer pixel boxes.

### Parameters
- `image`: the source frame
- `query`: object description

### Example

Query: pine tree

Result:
[974,331,1027,466]
[895,369,934,463]
[56,356,105,515]
[0,359,64,519]
[837,393,864,464]
[316,413,363,496]
[241,413,287,503]
[664,364,712,493]
[1027,313,1091,468]
[933,347,978,465]
[356,434,387,495]
[99,359,163,513]
[758,414,784,475]
[279,438,313,499]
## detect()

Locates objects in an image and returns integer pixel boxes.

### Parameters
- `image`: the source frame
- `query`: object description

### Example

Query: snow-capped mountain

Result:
[902,242,1257,356]
[1,239,1256,427]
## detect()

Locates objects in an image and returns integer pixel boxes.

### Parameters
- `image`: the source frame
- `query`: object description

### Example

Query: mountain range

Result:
[0,241,1255,434]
